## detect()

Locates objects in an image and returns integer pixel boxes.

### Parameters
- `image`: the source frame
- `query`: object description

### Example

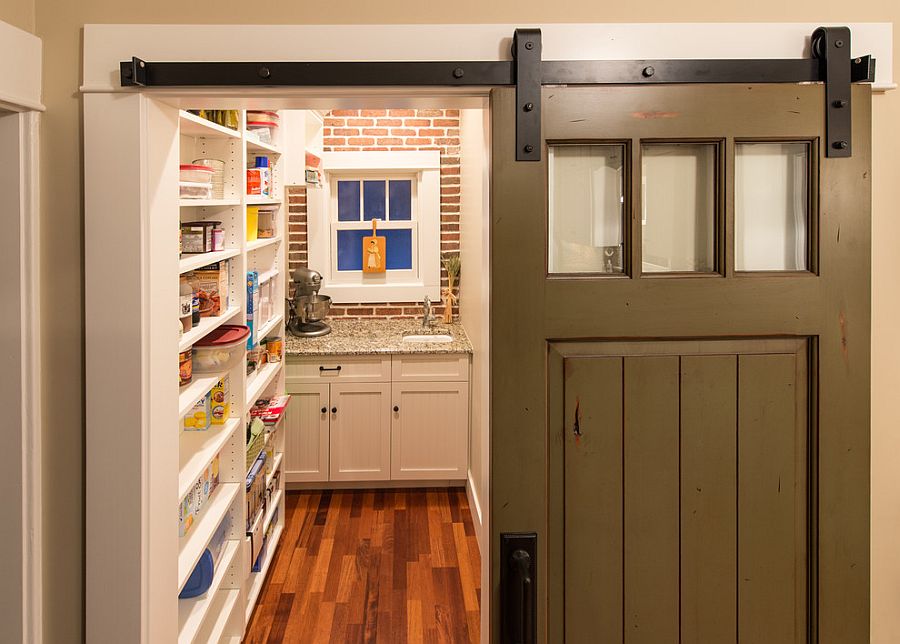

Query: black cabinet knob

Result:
[331,407,337,414]
[393,405,400,412]
[321,406,327,414]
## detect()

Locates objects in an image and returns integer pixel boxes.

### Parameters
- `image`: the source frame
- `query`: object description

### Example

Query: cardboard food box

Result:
[194,261,229,317]
[184,391,212,431]
[210,376,230,425]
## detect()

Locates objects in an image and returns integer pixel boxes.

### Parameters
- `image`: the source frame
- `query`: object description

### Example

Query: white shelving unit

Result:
[85,104,291,643]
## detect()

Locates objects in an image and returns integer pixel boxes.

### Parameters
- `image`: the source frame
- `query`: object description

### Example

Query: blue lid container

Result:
[179,548,215,599]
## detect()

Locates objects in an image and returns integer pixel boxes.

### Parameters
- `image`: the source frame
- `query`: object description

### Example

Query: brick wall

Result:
[287,108,461,320]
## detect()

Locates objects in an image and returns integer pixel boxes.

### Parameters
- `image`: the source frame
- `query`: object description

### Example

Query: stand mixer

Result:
[287,267,332,337]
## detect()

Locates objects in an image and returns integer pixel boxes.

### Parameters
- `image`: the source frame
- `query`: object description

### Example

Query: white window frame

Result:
[309,150,441,303]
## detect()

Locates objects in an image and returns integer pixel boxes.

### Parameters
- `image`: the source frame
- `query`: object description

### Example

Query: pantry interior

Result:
[85,98,490,643]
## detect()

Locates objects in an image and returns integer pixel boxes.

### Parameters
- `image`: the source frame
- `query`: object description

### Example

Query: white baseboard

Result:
[466,472,484,551]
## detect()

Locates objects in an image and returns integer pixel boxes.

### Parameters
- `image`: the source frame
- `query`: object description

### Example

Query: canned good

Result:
[265,337,283,363]
[212,228,225,251]
[179,349,193,386]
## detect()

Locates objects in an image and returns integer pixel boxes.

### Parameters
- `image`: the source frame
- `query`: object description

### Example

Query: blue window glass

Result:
[363,181,386,221]
[336,228,413,271]
[389,180,412,221]
[337,181,360,221]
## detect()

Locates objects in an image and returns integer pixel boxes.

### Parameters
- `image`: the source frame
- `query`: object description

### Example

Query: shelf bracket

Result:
[513,29,542,162]
[813,26,853,158]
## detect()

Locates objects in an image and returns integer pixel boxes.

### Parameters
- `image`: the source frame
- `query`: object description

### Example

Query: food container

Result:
[246,120,278,144]
[210,376,230,424]
[211,228,225,251]
[180,164,214,184]
[180,182,213,200]
[264,337,283,363]
[246,207,259,242]
[193,325,251,373]
[257,206,278,238]
[247,110,279,124]
[179,349,193,386]
[193,260,228,317]
[192,158,225,199]
[184,391,212,431]
[180,221,221,254]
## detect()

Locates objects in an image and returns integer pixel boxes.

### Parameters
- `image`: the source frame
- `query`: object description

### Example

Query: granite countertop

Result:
[284,318,473,356]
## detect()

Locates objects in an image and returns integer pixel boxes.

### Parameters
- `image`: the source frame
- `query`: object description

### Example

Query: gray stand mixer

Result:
[287,267,332,337]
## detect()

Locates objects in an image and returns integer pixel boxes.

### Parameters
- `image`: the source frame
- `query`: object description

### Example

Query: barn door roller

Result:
[120,26,874,161]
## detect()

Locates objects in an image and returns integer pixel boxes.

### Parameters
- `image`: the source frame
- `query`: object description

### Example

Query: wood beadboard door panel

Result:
[283,384,329,483]
[390,354,470,382]
[285,355,391,384]
[390,382,469,480]
[329,383,391,481]
[563,356,624,642]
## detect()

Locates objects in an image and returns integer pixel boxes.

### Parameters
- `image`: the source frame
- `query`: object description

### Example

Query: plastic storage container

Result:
[180,164,214,184]
[179,182,212,200]
[246,120,278,144]
[180,221,220,254]
[247,110,279,124]
[192,325,250,373]
[192,158,226,199]
[256,206,278,238]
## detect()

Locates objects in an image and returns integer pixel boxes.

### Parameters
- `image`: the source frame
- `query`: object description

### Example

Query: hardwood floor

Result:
[244,489,482,643]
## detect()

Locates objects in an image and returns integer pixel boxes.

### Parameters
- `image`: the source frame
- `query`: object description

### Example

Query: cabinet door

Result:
[391,382,469,480]
[284,383,330,482]
[329,383,392,481]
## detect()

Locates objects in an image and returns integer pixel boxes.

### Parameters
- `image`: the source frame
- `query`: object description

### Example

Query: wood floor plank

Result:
[244,489,479,643]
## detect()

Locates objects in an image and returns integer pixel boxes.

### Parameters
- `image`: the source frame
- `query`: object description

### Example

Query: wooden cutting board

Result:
[363,218,386,273]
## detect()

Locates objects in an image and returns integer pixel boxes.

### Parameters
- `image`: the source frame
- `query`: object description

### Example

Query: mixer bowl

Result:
[300,294,332,323]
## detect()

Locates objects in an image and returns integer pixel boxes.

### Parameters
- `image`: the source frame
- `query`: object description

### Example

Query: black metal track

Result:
[120,56,875,88]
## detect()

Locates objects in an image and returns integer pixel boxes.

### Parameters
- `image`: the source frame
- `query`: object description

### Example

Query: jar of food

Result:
[265,337,283,363]
[179,349,193,386]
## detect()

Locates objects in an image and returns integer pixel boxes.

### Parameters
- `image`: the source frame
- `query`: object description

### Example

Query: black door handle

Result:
[501,533,536,644]
[393,405,400,412]
[321,406,327,414]
[319,365,342,372]
[331,407,337,414]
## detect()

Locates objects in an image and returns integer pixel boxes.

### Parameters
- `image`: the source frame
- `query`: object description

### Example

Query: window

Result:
[308,151,441,303]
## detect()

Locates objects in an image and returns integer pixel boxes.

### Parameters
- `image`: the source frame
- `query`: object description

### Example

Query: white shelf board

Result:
[179,373,223,419]
[179,248,240,274]
[257,268,279,286]
[179,198,241,208]
[244,523,283,622]
[245,361,282,408]
[265,452,283,489]
[177,538,240,644]
[180,110,241,139]
[200,588,241,644]
[263,489,283,534]
[178,418,241,501]
[179,306,241,352]
[244,133,282,155]
[246,236,282,252]
[178,482,241,592]
[245,196,282,206]
[255,313,283,343]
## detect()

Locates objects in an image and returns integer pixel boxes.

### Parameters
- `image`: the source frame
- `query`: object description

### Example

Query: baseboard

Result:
[466,472,484,551]
[286,479,466,491]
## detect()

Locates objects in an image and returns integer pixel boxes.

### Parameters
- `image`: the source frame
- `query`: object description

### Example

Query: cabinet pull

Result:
[319,365,342,372]
[393,405,400,412]
[321,406,327,414]
[331,407,338,414]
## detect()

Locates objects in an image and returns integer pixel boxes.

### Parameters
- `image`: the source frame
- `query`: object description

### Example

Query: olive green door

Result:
[490,85,870,643]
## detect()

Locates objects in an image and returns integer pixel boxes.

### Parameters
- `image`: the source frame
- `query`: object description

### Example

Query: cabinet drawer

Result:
[391,354,470,382]
[286,355,391,383]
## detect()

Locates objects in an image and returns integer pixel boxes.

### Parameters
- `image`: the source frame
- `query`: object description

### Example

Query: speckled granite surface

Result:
[284,318,473,356]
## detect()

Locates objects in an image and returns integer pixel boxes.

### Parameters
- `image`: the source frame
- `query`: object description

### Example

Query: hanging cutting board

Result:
[362,218,386,273]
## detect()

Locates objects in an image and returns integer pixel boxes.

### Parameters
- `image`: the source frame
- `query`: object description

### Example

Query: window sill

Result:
[320,282,441,304]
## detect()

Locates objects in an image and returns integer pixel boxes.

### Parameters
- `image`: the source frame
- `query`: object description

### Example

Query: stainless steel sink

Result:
[402,333,453,343]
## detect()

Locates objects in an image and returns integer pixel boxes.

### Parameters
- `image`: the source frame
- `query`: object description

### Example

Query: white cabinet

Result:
[330,383,392,481]
[283,384,329,482]
[285,353,470,484]
[391,382,469,480]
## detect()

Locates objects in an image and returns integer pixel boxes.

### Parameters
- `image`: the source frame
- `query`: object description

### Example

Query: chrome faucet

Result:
[422,295,435,328]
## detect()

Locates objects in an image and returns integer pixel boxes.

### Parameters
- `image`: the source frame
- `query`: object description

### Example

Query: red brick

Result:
[417,109,443,117]
[440,166,460,175]
[390,128,417,137]
[331,109,359,117]
[323,137,345,146]
[389,147,416,151]
[441,224,460,231]
[347,118,374,127]
[375,307,403,316]
[418,128,445,136]
[362,128,389,136]
[388,109,416,116]
[441,214,460,222]
[332,128,360,136]
[441,195,461,204]
[442,205,461,213]
[445,109,460,117]
[435,138,460,146]
[361,109,388,117]
[376,118,403,127]
[377,137,404,145]
[442,157,460,165]
[346,307,374,315]
[433,119,459,127]
[323,117,345,127]
[404,118,431,127]
[348,137,376,145]
[322,128,332,136]
[446,128,460,137]
[442,185,460,195]
[405,138,433,146]
[441,177,460,185]
[362,147,390,151]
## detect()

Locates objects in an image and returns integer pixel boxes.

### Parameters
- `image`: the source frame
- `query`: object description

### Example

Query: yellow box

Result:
[210,376,230,425]
[246,206,259,242]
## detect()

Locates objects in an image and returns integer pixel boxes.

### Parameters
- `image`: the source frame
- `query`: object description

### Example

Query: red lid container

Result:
[195,325,250,348]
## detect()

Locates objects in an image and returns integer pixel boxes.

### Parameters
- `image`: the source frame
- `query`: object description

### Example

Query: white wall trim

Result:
[0,19,43,644]
[466,473,484,549]
[82,23,894,94]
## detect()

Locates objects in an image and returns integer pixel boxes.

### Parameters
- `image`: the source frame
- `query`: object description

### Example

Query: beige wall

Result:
[33,1,898,642]
[0,0,34,33]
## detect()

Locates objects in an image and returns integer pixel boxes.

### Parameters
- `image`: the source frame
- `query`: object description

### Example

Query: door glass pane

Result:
[337,181,360,221]
[641,143,717,273]
[389,180,412,220]
[549,144,625,274]
[363,180,386,221]
[735,143,809,271]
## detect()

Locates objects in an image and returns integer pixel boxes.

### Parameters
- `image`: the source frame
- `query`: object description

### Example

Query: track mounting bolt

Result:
[453,67,464,79]
[642,66,655,78]
[835,39,845,48]
[524,144,534,153]
[524,102,534,112]
[832,140,849,150]
[258,66,271,79]
[524,41,534,50]
[832,99,848,108]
